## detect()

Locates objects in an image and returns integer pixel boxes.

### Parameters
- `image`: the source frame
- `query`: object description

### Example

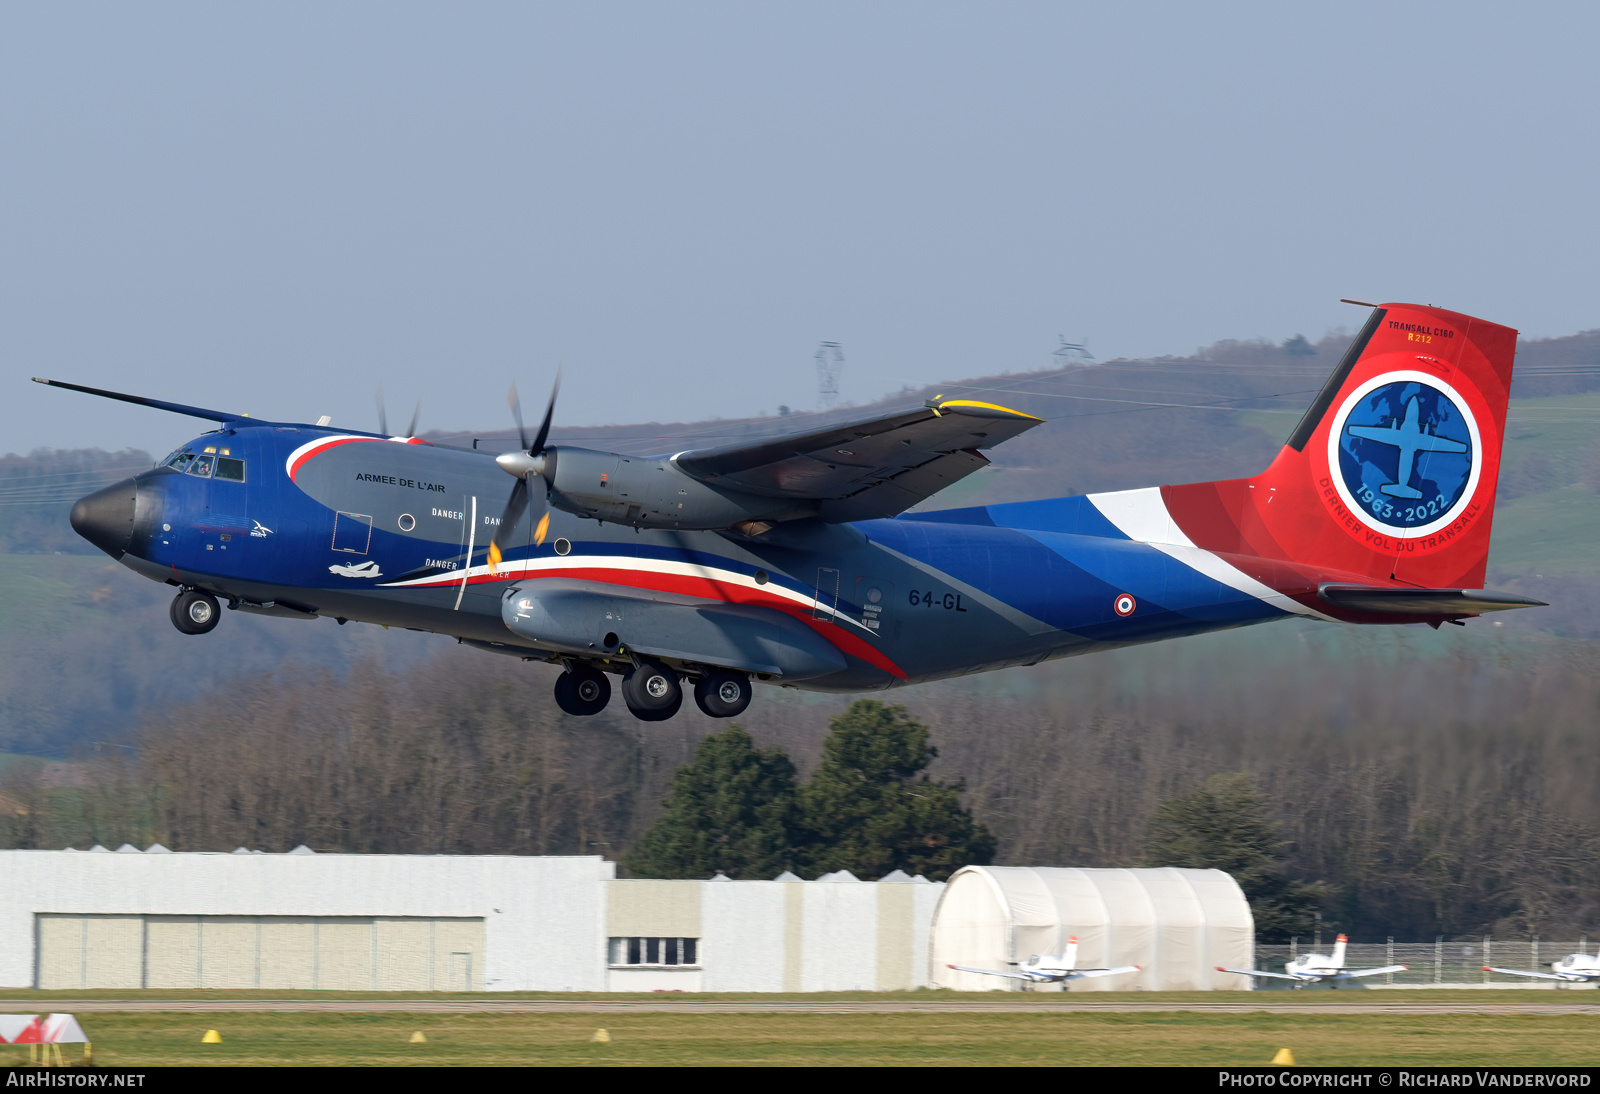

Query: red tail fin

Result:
[1166,304,1516,588]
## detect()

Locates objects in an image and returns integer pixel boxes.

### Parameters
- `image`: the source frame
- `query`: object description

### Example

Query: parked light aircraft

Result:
[1483,953,1600,984]
[1218,934,1408,986]
[948,937,1140,984]
[43,302,1543,721]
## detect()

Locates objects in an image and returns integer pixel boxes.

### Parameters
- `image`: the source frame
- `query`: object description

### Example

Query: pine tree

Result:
[796,700,994,881]
[622,725,797,879]
[1142,772,1322,941]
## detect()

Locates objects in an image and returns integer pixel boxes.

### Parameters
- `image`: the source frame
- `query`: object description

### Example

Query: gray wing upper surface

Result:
[672,400,1043,522]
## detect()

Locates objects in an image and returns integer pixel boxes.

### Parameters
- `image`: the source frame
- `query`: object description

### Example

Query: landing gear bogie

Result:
[694,671,752,718]
[170,589,220,635]
[554,664,612,716]
[622,660,682,720]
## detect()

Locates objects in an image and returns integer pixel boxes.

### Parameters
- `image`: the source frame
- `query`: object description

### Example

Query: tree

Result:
[1142,772,1322,941]
[796,700,994,881]
[1281,334,1316,357]
[623,725,797,879]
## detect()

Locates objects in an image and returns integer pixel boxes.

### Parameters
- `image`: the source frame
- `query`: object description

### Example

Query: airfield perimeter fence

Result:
[1248,939,1598,986]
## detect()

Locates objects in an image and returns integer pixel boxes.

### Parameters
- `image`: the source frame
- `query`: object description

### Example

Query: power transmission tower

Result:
[815,342,844,409]
[1053,335,1094,368]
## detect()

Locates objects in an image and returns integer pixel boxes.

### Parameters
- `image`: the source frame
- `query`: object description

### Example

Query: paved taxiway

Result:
[2,999,1596,1016]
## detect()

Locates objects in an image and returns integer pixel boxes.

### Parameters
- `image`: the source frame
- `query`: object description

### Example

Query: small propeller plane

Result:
[948,936,1140,984]
[41,302,1544,721]
[1483,953,1600,984]
[1218,934,1408,986]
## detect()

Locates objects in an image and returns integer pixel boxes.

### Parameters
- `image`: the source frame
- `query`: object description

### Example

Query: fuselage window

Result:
[214,457,246,482]
[166,452,195,471]
[185,455,216,478]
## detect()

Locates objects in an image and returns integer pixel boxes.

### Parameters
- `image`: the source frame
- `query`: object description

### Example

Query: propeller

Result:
[376,386,422,438]
[487,372,560,573]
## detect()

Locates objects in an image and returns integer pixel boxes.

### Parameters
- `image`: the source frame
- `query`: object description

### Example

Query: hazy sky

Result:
[5,2,1598,457]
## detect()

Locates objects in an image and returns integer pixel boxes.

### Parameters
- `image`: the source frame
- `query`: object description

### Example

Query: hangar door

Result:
[37,915,484,991]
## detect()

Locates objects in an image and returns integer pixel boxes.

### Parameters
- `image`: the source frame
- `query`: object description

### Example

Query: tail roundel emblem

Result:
[1328,370,1482,539]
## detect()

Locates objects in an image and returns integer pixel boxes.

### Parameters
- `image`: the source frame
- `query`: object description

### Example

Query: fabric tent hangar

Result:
[929,867,1254,991]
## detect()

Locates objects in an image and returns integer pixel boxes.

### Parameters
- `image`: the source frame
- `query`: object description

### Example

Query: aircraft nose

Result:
[70,477,138,559]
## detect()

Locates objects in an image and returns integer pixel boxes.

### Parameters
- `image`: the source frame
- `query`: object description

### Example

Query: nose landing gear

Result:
[170,589,220,635]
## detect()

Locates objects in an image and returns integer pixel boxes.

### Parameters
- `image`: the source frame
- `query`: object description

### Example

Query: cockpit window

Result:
[186,454,216,478]
[166,451,195,471]
[214,457,246,482]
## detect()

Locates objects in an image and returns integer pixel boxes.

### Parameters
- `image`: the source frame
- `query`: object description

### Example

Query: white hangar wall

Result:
[0,850,945,993]
[0,849,612,992]
[930,866,1254,991]
[608,871,943,992]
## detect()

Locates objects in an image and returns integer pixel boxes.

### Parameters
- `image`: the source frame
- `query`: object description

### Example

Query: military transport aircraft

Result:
[42,302,1543,722]
[948,937,1140,984]
[1219,935,1408,987]
[1483,953,1600,984]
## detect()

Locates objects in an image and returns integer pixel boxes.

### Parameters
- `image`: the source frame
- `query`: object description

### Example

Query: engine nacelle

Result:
[544,446,813,530]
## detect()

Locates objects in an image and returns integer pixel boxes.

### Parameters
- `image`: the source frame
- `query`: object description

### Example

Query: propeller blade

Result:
[405,399,421,439]
[375,385,388,436]
[494,478,531,550]
[528,370,561,455]
[507,383,529,451]
[486,477,530,575]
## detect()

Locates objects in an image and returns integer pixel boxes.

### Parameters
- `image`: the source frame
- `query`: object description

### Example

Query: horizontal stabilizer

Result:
[1318,584,1545,616]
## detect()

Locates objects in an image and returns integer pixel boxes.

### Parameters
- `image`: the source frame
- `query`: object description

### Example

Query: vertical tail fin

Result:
[1164,304,1517,590]
[1064,935,1079,970]
[1332,934,1348,968]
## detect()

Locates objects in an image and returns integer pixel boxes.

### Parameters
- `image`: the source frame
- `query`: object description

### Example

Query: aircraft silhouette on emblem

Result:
[1346,393,1468,500]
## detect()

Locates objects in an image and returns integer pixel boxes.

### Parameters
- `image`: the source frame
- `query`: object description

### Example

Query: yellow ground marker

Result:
[201,1030,222,1044]
[1271,1048,1296,1065]
[410,1031,427,1044]
[590,1029,612,1043]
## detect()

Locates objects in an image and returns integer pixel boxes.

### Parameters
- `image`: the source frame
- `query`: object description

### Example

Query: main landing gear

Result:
[170,589,220,635]
[553,663,612,716]
[548,660,752,721]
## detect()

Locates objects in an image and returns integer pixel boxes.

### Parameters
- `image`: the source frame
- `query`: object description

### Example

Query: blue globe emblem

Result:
[1337,380,1474,530]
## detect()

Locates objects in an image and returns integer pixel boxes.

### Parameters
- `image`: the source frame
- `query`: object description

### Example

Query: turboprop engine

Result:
[500,446,815,531]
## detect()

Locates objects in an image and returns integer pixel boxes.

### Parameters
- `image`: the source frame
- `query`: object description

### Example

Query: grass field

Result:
[0,992,1596,1067]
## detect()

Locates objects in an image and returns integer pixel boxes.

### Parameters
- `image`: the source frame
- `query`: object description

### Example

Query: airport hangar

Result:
[0,849,1252,992]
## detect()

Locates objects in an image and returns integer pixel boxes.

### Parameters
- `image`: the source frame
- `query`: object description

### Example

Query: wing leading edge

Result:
[674,399,1043,521]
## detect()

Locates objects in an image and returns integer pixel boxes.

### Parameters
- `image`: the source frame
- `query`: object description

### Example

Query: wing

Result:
[1067,965,1141,979]
[33,377,249,423]
[1482,965,1584,982]
[673,399,1043,522]
[1334,965,1408,979]
[1319,584,1545,616]
[945,963,1055,982]
[1215,966,1307,982]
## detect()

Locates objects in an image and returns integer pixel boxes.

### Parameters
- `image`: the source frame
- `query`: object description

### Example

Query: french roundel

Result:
[1113,593,1136,617]
[1327,370,1482,539]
